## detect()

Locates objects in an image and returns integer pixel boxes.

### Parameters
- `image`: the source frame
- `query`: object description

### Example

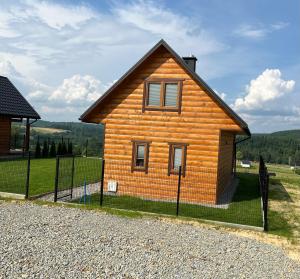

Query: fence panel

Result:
[0,153,30,196]
[100,160,178,215]
[56,157,265,229]
[54,156,102,202]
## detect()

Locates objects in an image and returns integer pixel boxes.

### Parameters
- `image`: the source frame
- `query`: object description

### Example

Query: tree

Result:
[67,142,73,155]
[42,140,49,158]
[35,140,41,158]
[57,142,62,155]
[61,141,67,155]
[236,151,243,161]
[49,141,56,157]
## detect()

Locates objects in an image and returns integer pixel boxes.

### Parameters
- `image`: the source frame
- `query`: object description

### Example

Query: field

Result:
[31,127,69,134]
[0,157,102,196]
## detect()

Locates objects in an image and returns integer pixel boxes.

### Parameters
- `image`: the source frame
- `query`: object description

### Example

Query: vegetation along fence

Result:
[53,157,270,230]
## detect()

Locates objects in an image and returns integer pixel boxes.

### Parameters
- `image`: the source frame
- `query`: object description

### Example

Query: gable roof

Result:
[0,76,40,119]
[80,39,250,136]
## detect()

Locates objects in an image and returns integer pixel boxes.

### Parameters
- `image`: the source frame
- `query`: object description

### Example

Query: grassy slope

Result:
[237,163,300,238]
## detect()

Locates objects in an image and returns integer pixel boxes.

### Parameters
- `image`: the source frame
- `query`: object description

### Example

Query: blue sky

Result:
[0,0,299,132]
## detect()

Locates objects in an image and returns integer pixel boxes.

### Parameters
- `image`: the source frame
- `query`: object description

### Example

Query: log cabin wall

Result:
[89,46,243,204]
[0,116,11,155]
[216,131,235,200]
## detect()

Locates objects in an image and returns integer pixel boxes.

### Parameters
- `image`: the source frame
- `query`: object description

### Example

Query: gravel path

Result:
[0,201,299,279]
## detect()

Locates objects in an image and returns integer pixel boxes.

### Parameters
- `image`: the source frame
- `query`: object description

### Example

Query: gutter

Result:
[235,134,251,144]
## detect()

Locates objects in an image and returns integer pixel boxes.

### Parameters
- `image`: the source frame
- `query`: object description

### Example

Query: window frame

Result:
[168,142,188,177]
[142,78,183,113]
[131,140,150,173]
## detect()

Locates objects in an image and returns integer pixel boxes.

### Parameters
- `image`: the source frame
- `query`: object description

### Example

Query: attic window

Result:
[143,78,183,113]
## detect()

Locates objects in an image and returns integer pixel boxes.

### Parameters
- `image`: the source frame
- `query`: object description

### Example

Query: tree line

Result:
[34,139,73,158]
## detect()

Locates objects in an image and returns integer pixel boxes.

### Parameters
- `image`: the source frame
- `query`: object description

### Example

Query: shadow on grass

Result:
[72,172,262,228]
[269,181,293,202]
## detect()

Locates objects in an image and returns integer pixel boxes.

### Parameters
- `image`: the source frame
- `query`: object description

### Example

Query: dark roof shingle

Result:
[0,76,40,119]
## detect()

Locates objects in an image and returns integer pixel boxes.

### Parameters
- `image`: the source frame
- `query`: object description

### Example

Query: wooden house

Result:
[80,40,250,204]
[0,76,40,155]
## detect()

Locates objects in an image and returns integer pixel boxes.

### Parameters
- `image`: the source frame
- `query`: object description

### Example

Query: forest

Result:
[237,130,300,165]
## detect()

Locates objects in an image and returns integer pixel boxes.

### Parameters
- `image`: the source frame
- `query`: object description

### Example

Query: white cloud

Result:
[113,0,224,55]
[233,69,295,111]
[271,22,289,30]
[215,90,226,100]
[234,22,289,39]
[234,25,268,39]
[0,58,23,77]
[26,74,107,120]
[49,74,103,104]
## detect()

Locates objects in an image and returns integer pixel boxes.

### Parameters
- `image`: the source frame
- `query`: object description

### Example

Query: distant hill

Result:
[237,130,300,165]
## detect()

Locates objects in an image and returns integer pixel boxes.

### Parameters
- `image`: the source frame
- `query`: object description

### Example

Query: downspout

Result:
[233,134,251,175]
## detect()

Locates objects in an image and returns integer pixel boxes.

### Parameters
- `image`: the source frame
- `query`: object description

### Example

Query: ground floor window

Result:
[131,140,150,173]
[168,143,188,177]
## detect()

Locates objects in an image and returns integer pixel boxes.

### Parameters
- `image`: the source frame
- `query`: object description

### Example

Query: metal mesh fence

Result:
[0,154,29,196]
[58,158,264,228]
[54,156,102,202]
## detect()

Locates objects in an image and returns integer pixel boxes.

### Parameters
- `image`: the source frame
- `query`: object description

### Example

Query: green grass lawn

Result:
[73,172,263,227]
[0,157,102,196]
[237,163,299,238]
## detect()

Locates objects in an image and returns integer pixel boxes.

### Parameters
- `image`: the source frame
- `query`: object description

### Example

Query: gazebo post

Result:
[25,118,30,152]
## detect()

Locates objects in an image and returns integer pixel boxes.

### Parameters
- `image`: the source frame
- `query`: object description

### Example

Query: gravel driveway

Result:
[0,201,299,279]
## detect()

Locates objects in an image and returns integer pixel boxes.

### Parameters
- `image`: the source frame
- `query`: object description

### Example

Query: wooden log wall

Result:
[0,116,11,155]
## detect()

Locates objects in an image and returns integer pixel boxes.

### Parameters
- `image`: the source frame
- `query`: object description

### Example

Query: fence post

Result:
[25,151,31,199]
[176,166,182,216]
[70,156,75,199]
[264,174,269,231]
[54,156,60,202]
[100,159,105,206]
[86,139,88,157]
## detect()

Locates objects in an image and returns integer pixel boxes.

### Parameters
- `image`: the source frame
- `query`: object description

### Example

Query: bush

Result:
[57,142,62,155]
[35,140,41,158]
[49,141,56,157]
[67,142,73,155]
[42,140,49,158]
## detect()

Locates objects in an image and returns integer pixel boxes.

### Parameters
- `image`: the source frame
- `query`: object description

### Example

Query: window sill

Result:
[132,167,147,173]
[143,106,180,112]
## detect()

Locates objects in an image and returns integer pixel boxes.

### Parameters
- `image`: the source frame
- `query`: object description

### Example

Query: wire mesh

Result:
[0,154,28,195]
[59,157,263,228]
